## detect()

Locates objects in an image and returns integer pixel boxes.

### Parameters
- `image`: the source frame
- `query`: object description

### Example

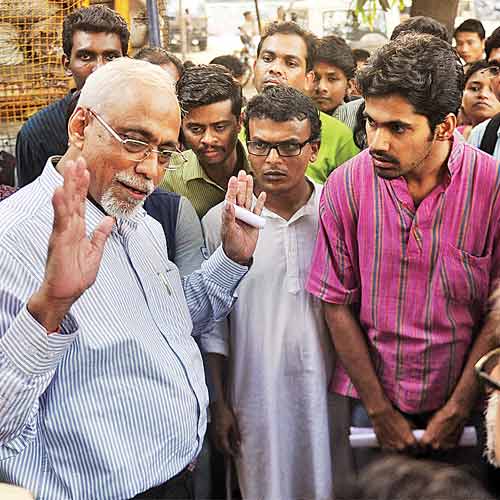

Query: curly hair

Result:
[244,85,321,143]
[315,35,355,80]
[356,33,464,131]
[391,15,449,42]
[257,22,317,72]
[176,64,243,118]
[63,5,129,57]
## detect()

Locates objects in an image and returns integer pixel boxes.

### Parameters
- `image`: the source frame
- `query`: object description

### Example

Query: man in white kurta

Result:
[201,86,333,500]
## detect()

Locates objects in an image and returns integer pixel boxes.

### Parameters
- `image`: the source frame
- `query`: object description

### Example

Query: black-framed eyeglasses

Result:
[88,109,186,170]
[247,137,313,157]
[475,347,500,391]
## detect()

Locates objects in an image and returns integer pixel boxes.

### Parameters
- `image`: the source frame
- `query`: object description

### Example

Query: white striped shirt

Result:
[0,160,248,499]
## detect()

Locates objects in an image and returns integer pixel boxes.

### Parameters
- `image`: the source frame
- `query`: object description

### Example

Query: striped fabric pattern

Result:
[0,160,248,499]
[307,139,500,414]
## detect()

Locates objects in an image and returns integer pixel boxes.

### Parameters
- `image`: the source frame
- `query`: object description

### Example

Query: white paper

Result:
[349,426,477,448]
[223,201,266,229]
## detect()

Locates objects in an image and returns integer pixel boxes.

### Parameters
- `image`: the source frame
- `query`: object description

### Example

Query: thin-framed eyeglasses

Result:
[247,137,313,157]
[474,347,500,391]
[88,109,186,170]
[480,66,500,80]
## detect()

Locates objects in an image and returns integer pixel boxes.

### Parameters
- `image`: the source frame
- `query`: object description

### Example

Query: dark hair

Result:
[391,15,449,42]
[257,21,317,72]
[486,26,500,59]
[210,55,245,79]
[176,64,243,118]
[454,18,486,40]
[315,35,355,80]
[352,48,370,64]
[464,59,493,84]
[65,90,81,128]
[133,47,183,78]
[346,456,493,500]
[356,33,464,131]
[244,85,321,143]
[63,5,129,58]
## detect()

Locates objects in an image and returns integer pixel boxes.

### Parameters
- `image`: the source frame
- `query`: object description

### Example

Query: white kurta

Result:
[202,183,333,500]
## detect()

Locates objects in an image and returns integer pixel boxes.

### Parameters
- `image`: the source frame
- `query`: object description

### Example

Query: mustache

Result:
[369,150,400,165]
[114,171,155,195]
[200,145,224,154]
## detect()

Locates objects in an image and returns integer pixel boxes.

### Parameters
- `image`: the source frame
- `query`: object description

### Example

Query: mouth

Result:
[473,102,491,109]
[371,156,398,169]
[263,78,283,87]
[263,170,287,180]
[117,180,148,200]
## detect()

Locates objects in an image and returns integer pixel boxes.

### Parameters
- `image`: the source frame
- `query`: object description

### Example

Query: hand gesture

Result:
[371,405,418,453]
[420,401,468,451]
[28,158,114,332]
[210,400,241,457]
[221,170,266,265]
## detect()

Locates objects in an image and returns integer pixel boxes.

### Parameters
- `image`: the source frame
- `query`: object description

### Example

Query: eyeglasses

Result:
[88,109,186,170]
[474,347,500,391]
[247,137,313,157]
[480,66,500,79]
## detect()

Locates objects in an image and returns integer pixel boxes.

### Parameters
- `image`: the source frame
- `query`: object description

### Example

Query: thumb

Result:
[91,216,115,254]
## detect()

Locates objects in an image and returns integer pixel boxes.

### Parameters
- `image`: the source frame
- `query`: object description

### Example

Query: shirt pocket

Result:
[439,243,490,304]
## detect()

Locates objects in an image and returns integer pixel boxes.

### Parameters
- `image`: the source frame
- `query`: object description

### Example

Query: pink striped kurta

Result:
[307,139,500,413]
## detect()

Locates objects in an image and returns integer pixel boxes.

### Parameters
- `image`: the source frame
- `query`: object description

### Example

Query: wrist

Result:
[27,288,74,333]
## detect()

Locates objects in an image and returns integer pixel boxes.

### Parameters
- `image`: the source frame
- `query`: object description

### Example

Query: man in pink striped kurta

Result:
[307,33,500,486]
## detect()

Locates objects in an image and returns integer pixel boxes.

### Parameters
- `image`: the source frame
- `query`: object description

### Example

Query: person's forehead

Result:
[261,33,308,61]
[314,61,345,75]
[456,31,482,41]
[365,94,422,122]
[466,71,489,86]
[249,116,311,139]
[183,99,236,123]
[71,30,123,52]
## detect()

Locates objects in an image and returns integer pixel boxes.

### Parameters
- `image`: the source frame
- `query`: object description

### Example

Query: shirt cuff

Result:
[0,305,79,376]
[202,245,249,290]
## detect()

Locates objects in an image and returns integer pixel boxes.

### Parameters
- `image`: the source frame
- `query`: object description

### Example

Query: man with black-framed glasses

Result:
[201,85,334,499]
[0,57,267,500]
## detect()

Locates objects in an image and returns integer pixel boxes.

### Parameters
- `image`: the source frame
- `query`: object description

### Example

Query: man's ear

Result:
[68,107,88,150]
[62,53,72,77]
[434,113,457,141]
[308,140,320,163]
[304,70,316,96]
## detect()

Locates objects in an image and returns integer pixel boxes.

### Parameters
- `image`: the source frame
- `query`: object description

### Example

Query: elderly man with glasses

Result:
[201,86,334,499]
[0,58,266,500]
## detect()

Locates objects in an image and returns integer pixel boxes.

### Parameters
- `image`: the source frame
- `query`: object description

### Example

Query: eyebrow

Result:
[250,135,302,143]
[362,112,411,128]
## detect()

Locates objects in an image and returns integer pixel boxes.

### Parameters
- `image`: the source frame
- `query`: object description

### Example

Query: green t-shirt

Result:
[239,111,359,184]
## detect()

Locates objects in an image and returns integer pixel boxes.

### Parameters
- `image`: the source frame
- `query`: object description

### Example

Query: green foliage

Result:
[355,0,401,28]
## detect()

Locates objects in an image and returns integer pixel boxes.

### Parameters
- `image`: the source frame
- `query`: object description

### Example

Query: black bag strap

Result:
[479,113,500,155]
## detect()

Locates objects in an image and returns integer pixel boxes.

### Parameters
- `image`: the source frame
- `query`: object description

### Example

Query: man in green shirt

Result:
[247,21,359,184]
[161,64,249,218]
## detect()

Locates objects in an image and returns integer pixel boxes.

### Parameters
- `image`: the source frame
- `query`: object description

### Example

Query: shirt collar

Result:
[41,157,146,236]
[182,140,250,184]
[260,178,320,222]
[447,129,466,176]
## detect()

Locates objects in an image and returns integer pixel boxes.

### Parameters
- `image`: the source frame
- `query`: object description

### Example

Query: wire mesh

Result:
[0,0,85,155]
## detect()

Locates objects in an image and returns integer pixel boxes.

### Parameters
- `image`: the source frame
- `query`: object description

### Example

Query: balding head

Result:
[78,57,178,115]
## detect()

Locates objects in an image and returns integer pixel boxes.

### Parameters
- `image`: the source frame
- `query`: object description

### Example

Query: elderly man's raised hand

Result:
[28,158,114,332]
[221,170,266,266]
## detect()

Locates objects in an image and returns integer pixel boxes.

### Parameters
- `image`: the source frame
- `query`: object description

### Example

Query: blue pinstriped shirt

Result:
[0,159,248,499]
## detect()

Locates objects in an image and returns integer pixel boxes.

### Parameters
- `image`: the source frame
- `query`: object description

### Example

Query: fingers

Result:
[91,216,115,254]
[225,176,238,205]
[253,191,266,216]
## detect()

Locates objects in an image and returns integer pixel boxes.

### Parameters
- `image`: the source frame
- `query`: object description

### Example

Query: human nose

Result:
[268,59,285,76]
[134,150,162,179]
[90,55,106,72]
[200,128,217,145]
[265,145,281,162]
[369,127,390,152]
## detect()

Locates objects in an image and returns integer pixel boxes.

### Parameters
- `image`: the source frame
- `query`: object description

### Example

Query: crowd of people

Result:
[1,4,500,500]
